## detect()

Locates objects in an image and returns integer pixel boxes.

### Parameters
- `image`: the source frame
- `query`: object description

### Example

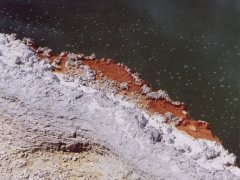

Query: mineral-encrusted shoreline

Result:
[0,33,239,179]
[29,36,221,143]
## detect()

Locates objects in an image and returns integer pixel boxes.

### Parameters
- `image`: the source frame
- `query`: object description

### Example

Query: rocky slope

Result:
[0,33,239,179]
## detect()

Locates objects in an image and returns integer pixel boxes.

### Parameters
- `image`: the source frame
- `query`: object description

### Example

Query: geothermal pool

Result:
[0,0,239,156]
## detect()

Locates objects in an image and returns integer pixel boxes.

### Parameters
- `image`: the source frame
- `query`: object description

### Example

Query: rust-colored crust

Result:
[30,45,221,144]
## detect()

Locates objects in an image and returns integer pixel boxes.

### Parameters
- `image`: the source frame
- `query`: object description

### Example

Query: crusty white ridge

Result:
[0,33,239,179]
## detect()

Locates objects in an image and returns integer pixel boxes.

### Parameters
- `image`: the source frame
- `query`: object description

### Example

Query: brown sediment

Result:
[29,44,221,144]
[177,120,221,143]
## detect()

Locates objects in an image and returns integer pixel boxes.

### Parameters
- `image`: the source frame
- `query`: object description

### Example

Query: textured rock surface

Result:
[0,33,239,179]
[0,113,146,179]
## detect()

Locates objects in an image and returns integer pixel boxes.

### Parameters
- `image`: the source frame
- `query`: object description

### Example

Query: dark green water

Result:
[0,0,239,157]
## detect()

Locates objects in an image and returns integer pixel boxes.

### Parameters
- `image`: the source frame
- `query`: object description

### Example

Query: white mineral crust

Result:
[0,33,239,179]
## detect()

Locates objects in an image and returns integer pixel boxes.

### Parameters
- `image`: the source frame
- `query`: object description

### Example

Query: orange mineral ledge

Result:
[27,41,221,144]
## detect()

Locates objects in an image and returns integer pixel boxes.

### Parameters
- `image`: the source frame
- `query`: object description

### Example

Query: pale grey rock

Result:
[144,126,162,143]
[120,82,129,90]
[136,114,148,128]
[15,56,22,65]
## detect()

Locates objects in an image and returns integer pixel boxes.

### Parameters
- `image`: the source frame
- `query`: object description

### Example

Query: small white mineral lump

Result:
[146,92,159,99]
[165,112,173,121]
[146,89,171,101]
[171,117,183,125]
[141,84,152,94]
[25,56,38,67]
[164,112,182,125]
[84,67,96,81]
[52,62,61,69]
[0,34,9,45]
[77,53,85,60]
[68,53,78,61]
[172,101,182,106]
[7,33,17,41]
[23,37,34,46]
[36,47,48,53]
[39,58,53,71]
[54,58,61,65]
[43,49,52,57]
[60,51,67,57]
[27,39,34,46]
[65,60,74,68]
[157,89,170,100]
[131,73,142,85]
[75,60,82,68]
[41,58,51,65]
[106,58,112,64]
[120,82,129,90]
[88,53,96,60]
[124,66,131,73]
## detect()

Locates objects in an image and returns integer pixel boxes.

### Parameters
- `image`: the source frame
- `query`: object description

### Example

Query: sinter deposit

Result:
[0,33,239,179]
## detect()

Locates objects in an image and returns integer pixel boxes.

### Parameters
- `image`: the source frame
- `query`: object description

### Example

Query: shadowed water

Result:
[0,0,239,157]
